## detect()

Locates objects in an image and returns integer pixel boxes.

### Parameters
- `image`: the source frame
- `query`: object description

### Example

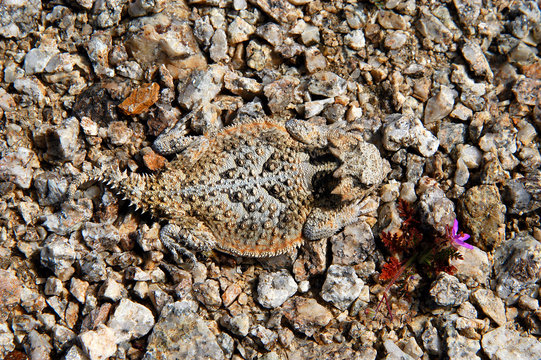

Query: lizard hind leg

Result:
[159,219,218,264]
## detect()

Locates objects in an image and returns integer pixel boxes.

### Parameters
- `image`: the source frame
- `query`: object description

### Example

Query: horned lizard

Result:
[67,118,389,261]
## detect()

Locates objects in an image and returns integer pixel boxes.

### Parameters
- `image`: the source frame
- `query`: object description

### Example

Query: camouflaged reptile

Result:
[67,118,390,261]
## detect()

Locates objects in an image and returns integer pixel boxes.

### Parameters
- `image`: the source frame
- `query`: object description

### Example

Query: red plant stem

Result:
[373,255,417,319]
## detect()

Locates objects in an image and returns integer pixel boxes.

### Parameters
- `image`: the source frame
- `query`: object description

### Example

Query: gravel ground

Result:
[0,0,540,359]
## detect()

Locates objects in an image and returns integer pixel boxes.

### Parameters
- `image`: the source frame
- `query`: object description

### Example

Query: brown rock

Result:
[119,83,160,115]
[282,297,333,337]
[142,148,166,171]
[0,270,22,306]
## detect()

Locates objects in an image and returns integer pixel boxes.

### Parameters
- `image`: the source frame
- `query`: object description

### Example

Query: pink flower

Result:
[448,219,473,250]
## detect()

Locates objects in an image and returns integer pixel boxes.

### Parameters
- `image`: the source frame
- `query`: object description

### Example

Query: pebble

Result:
[69,278,89,304]
[99,279,125,302]
[263,76,301,113]
[107,299,155,343]
[281,297,333,337]
[471,288,507,326]
[450,246,490,287]
[256,270,297,308]
[377,11,408,30]
[145,300,224,360]
[0,0,41,38]
[0,147,40,189]
[210,29,228,62]
[14,77,48,106]
[85,31,114,77]
[512,77,541,106]
[330,221,377,266]
[417,178,456,234]
[304,46,327,73]
[193,279,222,310]
[458,185,506,251]
[382,114,440,157]
[119,83,160,115]
[493,232,541,302]
[461,39,493,80]
[44,117,82,163]
[24,43,60,75]
[383,340,415,360]
[417,8,453,45]
[79,324,117,360]
[320,265,364,311]
[437,122,466,153]
[40,236,77,278]
[445,327,481,360]
[423,85,457,126]
[220,313,250,337]
[228,17,256,44]
[178,65,226,110]
[43,199,93,236]
[250,325,277,350]
[25,329,53,360]
[0,270,22,306]
[256,23,284,47]
[429,272,469,307]
[384,31,408,50]
[246,40,272,71]
[128,0,165,17]
[481,326,541,359]
[421,322,442,356]
[308,71,347,97]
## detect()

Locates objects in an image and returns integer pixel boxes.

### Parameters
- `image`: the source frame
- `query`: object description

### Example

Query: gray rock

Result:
[256,23,284,47]
[24,44,60,75]
[85,31,114,77]
[458,185,505,251]
[503,172,541,214]
[461,39,493,80]
[193,279,222,310]
[421,322,442,356]
[43,199,93,236]
[513,77,541,106]
[384,31,408,50]
[330,221,378,266]
[437,122,466,153]
[79,324,117,360]
[481,326,541,360]
[406,153,425,183]
[417,178,455,234]
[93,0,128,28]
[308,71,347,97]
[177,65,226,110]
[445,327,481,360]
[0,0,41,38]
[45,117,82,163]
[79,251,108,283]
[493,232,541,302]
[257,270,297,308]
[429,273,469,307]
[383,340,415,360]
[128,0,165,17]
[281,297,333,337]
[220,313,250,337]
[144,301,224,360]
[246,40,272,71]
[25,329,53,360]
[417,8,453,45]
[424,85,457,126]
[40,236,77,278]
[52,324,76,352]
[210,29,228,62]
[471,288,506,326]
[0,147,40,189]
[450,246,490,287]
[250,325,277,350]
[216,333,234,359]
[453,0,481,31]
[344,29,365,50]
[304,46,327,73]
[263,76,301,113]
[13,77,47,105]
[382,114,440,157]
[107,299,155,343]
[228,17,255,44]
[116,60,144,80]
[63,345,90,360]
[321,265,364,311]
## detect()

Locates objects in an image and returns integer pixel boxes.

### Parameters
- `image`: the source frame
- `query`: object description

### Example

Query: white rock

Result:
[481,326,541,360]
[79,325,117,360]
[107,299,155,343]
[321,265,364,311]
[344,29,365,50]
[257,270,298,308]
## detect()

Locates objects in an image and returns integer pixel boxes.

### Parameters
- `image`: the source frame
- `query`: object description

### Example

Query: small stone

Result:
[344,29,365,50]
[128,0,165,17]
[43,199,93,237]
[79,251,108,283]
[257,270,297,308]
[224,71,263,97]
[107,299,155,343]
[85,31,113,77]
[471,288,506,326]
[382,114,440,157]
[518,295,539,311]
[493,232,541,302]
[437,121,466,153]
[377,10,407,30]
[145,301,224,360]
[63,345,88,360]
[421,322,442,356]
[282,297,333,337]
[417,8,453,45]
[417,178,455,234]
[308,71,347,97]
[0,270,22,306]
[193,279,222,310]
[458,185,505,251]
[44,277,64,296]
[384,31,407,50]
[263,76,301,114]
[250,325,277,350]
[25,330,53,360]
[118,83,160,115]
[513,77,541,106]
[304,47,327,73]
[99,279,125,302]
[246,40,272,71]
[0,0,41,38]
[70,278,89,304]
[14,77,47,106]
[256,23,283,47]
[445,328,481,360]
[461,39,493,80]
[250,0,301,23]
[210,29,228,63]
[321,265,364,311]
[450,103,473,121]
[220,313,250,337]
[178,65,226,110]
[24,43,60,75]
[40,236,77,278]
[423,85,457,126]
[450,246,490,287]
[0,147,40,189]
[330,222,377,266]
[383,340,415,360]
[52,324,76,352]
[228,17,256,44]
[79,324,117,360]
[453,0,481,31]
[107,121,133,146]
[221,283,241,307]
[301,25,320,46]
[429,272,469,307]
[481,326,541,359]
